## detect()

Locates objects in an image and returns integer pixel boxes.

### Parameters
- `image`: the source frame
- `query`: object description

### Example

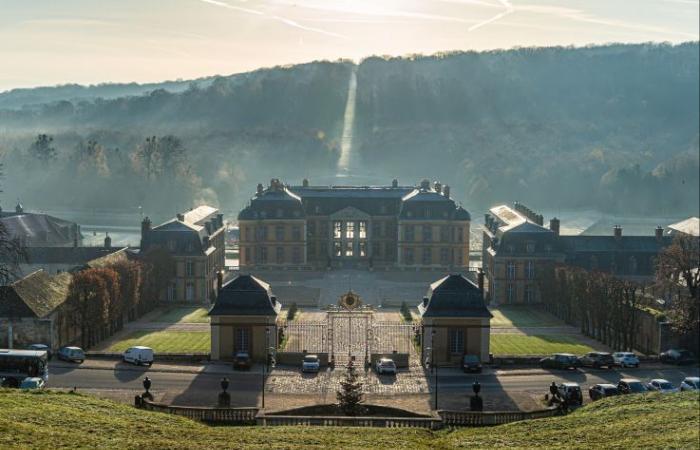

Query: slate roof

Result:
[667,217,699,237]
[418,274,491,318]
[0,270,71,318]
[142,205,223,255]
[238,184,305,220]
[209,275,282,316]
[0,211,80,246]
[24,246,128,268]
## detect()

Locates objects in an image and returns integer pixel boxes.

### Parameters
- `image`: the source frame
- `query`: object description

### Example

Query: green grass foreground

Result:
[0,390,697,449]
[489,307,564,328]
[490,334,595,356]
[106,330,210,353]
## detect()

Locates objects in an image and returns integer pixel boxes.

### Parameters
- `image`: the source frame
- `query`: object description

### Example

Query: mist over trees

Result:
[0,43,697,217]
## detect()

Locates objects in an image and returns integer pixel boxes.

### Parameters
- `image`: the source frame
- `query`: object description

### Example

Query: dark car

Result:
[233,351,252,370]
[577,352,615,369]
[589,383,619,401]
[461,354,483,373]
[659,349,696,365]
[617,378,648,395]
[540,353,578,370]
[557,382,583,406]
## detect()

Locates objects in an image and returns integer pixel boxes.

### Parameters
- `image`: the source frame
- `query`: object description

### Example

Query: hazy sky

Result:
[1,0,698,91]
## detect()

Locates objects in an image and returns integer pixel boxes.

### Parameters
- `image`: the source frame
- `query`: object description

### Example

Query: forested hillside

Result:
[0,43,697,216]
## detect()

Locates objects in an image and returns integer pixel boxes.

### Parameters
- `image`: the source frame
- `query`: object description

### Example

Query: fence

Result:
[438,407,560,426]
[135,397,258,425]
[256,414,443,429]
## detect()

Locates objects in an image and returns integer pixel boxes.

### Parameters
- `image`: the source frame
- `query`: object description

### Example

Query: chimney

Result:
[270,295,277,305]
[176,213,185,222]
[443,185,450,198]
[216,271,223,291]
[477,268,484,291]
[420,179,430,190]
[104,232,111,249]
[140,217,152,248]
[256,183,264,195]
[549,218,560,236]
[614,225,622,240]
[422,297,429,308]
[392,179,398,188]
[434,181,442,194]
[655,225,664,241]
[302,178,309,187]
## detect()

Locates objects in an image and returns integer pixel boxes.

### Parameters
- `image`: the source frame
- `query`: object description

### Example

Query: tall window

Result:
[404,247,414,265]
[185,260,195,277]
[507,283,515,303]
[507,261,516,279]
[292,225,301,241]
[259,247,268,264]
[449,329,464,354]
[440,248,449,265]
[346,221,355,239]
[307,221,315,238]
[525,285,534,303]
[440,226,450,243]
[333,241,342,257]
[359,242,367,257]
[404,225,414,242]
[235,328,250,352]
[526,242,535,253]
[244,247,251,263]
[359,221,367,239]
[276,247,284,264]
[422,247,431,265]
[345,241,354,257]
[292,247,301,264]
[457,227,463,242]
[334,221,342,239]
[422,225,432,242]
[185,282,195,301]
[526,261,535,279]
[275,225,284,241]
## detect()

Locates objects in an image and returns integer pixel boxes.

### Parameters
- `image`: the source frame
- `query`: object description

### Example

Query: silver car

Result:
[375,358,397,375]
[680,377,699,391]
[646,379,679,393]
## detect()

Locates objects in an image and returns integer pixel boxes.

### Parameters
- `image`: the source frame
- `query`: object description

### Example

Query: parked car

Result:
[659,349,696,365]
[19,377,45,390]
[577,352,615,369]
[557,382,583,405]
[589,383,619,401]
[612,352,640,368]
[680,377,700,391]
[122,346,154,366]
[540,353,578,370]
[57,346,85,363]
[461,354,482,373]
[646,378,679,393]
[617,378,648,395]
[375,358,397,375]
[233,351,252,370]
[28,344,52,359]
[302,354,321,373]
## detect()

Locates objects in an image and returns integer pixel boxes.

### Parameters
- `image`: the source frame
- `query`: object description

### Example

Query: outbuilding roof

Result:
[0,270,71,318]
[209,275,282,316]
[418,274,491,318]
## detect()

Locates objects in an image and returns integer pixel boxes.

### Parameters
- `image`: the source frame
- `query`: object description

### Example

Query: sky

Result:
[0,0,698,91]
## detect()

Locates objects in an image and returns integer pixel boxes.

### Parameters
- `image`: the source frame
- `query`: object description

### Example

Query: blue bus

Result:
[0,349,49,388]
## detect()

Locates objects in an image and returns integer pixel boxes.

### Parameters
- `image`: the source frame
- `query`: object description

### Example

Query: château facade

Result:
[238,178,471,270]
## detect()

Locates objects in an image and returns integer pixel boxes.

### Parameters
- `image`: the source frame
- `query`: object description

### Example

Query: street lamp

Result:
[432,329,438,410]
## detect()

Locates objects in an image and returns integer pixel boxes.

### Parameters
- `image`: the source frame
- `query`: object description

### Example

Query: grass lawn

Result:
[490,334,594,356]
[489,306,564,328]
[106,330,210,354]
[1,390,697,449]
[149,307,210,323]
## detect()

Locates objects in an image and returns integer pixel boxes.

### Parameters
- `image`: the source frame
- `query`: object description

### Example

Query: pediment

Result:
[329,206,370,219]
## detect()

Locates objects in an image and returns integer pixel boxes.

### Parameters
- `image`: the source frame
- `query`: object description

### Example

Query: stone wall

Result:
[0,318,54,349]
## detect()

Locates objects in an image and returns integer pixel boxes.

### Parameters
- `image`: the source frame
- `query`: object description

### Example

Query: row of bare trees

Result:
[64,248,174,349]
[537,234,699,353]
[537,264,645,352]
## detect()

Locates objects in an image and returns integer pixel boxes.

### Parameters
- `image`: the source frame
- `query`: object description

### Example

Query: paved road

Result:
[46,361,698,409]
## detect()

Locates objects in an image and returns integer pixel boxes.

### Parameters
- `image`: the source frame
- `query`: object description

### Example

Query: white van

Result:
[122,346,154,366]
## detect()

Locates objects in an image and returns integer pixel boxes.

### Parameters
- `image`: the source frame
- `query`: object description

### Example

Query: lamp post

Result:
[262,327,270,409]
[432,329,438,410]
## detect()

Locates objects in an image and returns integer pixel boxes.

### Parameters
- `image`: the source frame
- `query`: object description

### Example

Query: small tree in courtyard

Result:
[336,361,364,415]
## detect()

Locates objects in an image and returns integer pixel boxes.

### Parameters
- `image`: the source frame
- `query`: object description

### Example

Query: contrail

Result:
[198,0,347,39]
[468,0,514,31]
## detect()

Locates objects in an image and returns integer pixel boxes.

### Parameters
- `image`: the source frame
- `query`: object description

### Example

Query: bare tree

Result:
[656,234,700,336]
[28,134,57,166]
